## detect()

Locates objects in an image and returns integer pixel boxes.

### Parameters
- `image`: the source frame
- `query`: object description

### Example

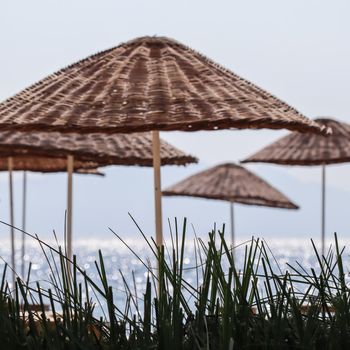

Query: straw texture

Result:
[0,131,197,166]
[242,118,350,166]
[0,37,328,135]
[76,168,104,176]
[0,156,100,173]
[162,163,298,209]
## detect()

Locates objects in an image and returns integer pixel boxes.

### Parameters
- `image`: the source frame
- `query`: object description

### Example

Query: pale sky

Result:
[0,0,349,244]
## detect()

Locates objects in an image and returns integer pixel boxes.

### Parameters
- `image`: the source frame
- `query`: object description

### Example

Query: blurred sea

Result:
[1,236,350,317]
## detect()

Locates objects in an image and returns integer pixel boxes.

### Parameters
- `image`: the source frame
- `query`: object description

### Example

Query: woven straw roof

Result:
[0,156,100,173]
[0,37,328,135]
[242,118,350,166]
[162,163,298,209]
[0,131,197,166]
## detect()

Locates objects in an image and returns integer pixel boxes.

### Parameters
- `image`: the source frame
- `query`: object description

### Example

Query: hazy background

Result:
[0,0,349,244]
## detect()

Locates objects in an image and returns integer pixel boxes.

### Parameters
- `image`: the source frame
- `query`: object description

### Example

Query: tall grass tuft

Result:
[0,219,349,349]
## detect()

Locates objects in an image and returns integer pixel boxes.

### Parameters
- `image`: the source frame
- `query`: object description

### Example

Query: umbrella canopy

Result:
[241,118,348,166]
[0,131,197,166]
[0,155,100,172]
[0,36,328,135]
[163,163,298,209]
[241,117,350,256]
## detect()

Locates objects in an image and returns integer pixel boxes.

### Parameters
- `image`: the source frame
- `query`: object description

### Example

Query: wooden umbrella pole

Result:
[321,164,326,256]
[67,155,74,263]
[8,157,15,286]
[21,171,27,278]
[152,130,163,295]
[152,131,163,246]
[230,202,235,248]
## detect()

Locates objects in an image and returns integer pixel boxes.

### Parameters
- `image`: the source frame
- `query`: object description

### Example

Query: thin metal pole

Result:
[8,157,15,286]
[152,131,163,247]
[230,202,235,248]
[321,164,326,256]
[21,171,27,279]
[67,155,74,263]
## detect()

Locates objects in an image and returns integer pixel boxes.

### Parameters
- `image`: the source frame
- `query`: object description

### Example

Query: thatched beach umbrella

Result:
[163,163,298,247]
[242,118,349,255]
[1,156,100,173]
[0,130,197,269]
[2,155,101,285]
[0,131,196,167]
[0,36,328,247]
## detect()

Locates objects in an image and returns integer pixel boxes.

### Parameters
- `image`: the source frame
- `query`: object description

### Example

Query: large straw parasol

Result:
[242,117,349,255]
[1,156,99,172]
[0,36,329,247]
[163,163,298,247]
[0,130,197,271]
[2,155,102,285]
[0,131,196,166]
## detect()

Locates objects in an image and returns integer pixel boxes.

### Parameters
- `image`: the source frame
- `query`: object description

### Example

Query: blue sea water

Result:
[1,236,350,318]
